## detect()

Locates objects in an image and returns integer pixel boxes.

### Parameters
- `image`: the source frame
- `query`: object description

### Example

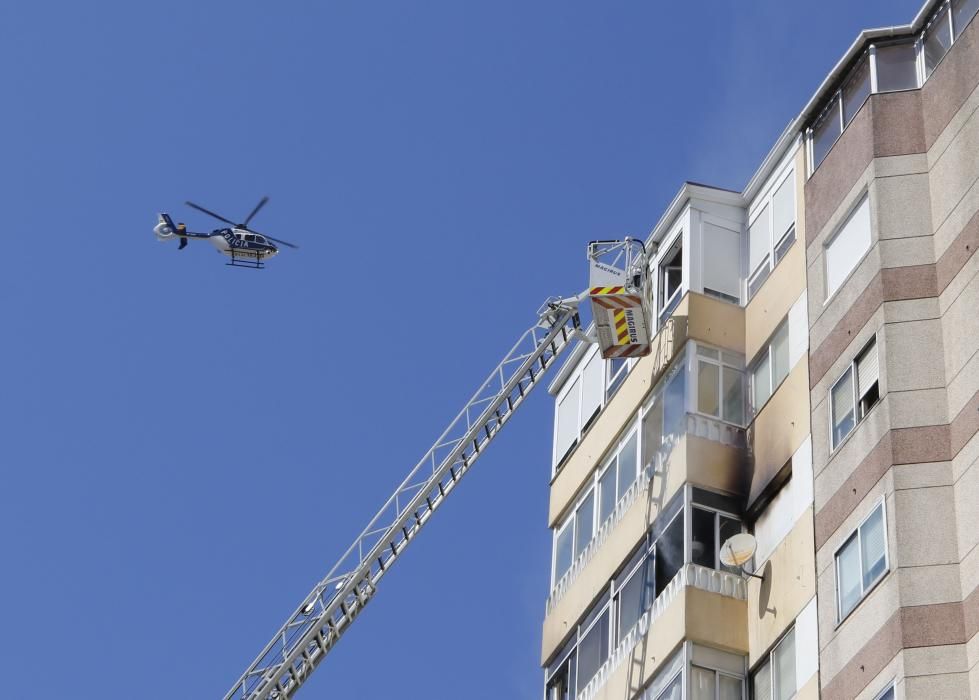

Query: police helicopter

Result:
[153,197,298,268]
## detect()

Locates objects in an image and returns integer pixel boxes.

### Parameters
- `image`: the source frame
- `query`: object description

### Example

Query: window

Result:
[606,357,629,400]
[836,500,888,621]
[771,175,796,265]
[554,520,574,584]
[574,490,595,560]
[554,378,580,465]
[657,676,682,700]
[830,336,880,449]
[553,348,626,470]
[691,507,741,571]
[924,5,953,78]
[696,346,745,425]
[873,681,896,700]
[953,0,979,38]
[551,487,596,584]
[703,222,741,304]
[545,636,576,700]
[875,41,918,93]
[553,423,642,585]
[842,55,871,125]
[811,99,842,170]
[825,195,872,298]
[691,666,743,700]
[597,430,639,524]
[655,510,684,593]
[746,167,796,301]
[659,236,683,322]
[615,542,655,643]
[576,601,610,687]
[752,627,796,700]
[748,205,772,297]
[750,323,790,413]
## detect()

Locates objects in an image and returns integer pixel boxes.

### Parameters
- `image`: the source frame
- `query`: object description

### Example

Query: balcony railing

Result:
[575,564,747,700]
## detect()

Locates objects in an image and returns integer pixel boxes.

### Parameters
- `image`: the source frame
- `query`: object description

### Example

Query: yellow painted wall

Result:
[748,357,811,506]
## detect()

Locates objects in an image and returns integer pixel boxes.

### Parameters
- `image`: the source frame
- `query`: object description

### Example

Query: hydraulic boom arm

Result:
[225,298,584,700]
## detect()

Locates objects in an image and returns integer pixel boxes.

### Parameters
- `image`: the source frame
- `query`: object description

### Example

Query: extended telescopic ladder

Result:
[224,297,585,700]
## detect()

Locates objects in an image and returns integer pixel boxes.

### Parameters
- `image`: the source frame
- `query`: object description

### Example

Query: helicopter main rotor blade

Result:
[185,201,236,226]
[242,196,269,227]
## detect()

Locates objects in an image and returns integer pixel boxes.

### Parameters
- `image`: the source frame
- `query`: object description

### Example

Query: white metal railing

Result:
[686,413,745,448]
[575,564,746,700]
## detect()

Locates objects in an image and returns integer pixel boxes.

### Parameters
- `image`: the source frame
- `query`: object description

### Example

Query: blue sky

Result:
[0,1,921,698]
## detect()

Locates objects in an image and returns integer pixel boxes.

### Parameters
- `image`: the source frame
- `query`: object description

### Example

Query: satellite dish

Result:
[720,533,757,568]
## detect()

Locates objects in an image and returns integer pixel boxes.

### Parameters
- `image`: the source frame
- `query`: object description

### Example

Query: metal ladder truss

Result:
[225,300,582,700]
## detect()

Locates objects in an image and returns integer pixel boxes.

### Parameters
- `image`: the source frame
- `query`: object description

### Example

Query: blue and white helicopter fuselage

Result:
[154,213,279,263]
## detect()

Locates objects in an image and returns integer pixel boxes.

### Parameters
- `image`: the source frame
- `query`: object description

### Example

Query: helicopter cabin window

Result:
[658,236,683,323]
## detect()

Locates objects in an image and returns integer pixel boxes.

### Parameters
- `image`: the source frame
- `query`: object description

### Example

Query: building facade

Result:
[540,1,979,698]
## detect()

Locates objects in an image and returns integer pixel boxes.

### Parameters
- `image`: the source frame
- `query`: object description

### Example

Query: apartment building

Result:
[540,0,979,698]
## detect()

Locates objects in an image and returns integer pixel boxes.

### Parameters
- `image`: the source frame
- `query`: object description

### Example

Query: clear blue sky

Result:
[0,1,920,698]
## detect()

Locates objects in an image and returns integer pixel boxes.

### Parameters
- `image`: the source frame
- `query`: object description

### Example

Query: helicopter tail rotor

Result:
[154,213,178,240]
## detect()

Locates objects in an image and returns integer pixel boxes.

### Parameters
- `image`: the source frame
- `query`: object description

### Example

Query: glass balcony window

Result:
[924,6,954,78]
[658,236,684,323]
[953,0,979,38]
[842,56,871,125]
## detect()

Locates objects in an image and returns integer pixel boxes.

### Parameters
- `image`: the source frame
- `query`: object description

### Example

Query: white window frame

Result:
[747,167,796,300]
[551,517,574,587]
[690,664,745,700]
[550,485,596,586]
[692,343,745,426]
[657,231,685,325]
[922,1,954,80]
[829,334,880,452]
[689,503,743,572]
[575,594,612,691]
[750,626,796,700]
[606,355,636,402]
[872,680,896,700]
[748,322,790,416]
[835,498,889,623]
[824,193,872,303]
[596,427,640,524]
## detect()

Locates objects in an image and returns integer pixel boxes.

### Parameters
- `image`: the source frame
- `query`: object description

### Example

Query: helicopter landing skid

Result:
[226,251,265,269]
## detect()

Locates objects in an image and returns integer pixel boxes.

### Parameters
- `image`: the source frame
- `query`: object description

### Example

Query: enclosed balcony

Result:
[544,487,749,700]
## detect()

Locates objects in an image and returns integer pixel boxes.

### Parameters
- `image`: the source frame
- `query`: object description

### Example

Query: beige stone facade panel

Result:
[746,510,817,667]
[898,564,963,608]
[883,297,941,324]
[895,486,960,568]
[875,172,933,243]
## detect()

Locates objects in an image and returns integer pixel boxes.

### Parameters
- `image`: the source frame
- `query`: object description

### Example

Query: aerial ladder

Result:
[225,239,653,700]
